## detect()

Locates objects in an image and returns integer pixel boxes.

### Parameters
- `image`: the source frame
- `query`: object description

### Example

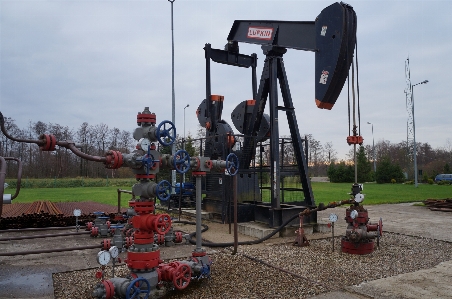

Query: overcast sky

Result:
[1,0,451,159]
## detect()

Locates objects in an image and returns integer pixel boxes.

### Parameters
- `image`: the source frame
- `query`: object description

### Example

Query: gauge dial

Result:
[97,251,111,266]
[329,213,338,223]
[73,209,81,217]
[140,138,151,150]
[355,193,364,203]
[109,246,119,259]
[350,210,358,219]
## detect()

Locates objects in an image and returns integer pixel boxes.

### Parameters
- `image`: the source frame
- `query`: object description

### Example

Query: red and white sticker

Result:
[247,27,273,40]
[319,70,329,84]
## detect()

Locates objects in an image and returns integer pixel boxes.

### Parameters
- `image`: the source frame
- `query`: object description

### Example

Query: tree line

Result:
[328,140,452,183]
[1,117,451,184]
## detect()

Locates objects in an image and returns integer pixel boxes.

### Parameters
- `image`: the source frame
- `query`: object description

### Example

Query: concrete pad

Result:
[180,209,213,220]
[348,259,452,299]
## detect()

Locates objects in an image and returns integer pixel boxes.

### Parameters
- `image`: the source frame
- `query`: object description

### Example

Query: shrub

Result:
[428,179,434,185]
[438,180,451,186]
[327,162,354,183]
[375,156,405,184]
[391,179,396,184]
[406,180,414,185]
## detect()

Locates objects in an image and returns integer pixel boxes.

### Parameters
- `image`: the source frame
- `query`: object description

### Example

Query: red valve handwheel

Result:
[102,239,111,250]
[91,227,99,237]
[103,280,115,299]
[153,214,172,235]
[173,263,191,290]
[125,236,133,248]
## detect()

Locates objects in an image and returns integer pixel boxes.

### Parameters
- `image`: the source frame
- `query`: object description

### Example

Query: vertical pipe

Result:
[280,138,285,203]
[269,58,280,209]
[351,59,358,184]
[195,175,202,252]
[0,157,6,218]
[412,86,418,187]
[232,174,238,254]
[117,189,121,214]
[179,173,183,221]
[372,124,376,175]
[169,0,176,193]
[3,157,22,200]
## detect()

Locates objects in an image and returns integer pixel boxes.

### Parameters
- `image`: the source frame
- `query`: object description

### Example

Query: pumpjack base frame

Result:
[202,198,316,227]
[254,203,317,228]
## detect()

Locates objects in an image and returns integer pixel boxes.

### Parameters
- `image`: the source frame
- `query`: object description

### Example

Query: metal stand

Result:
[331,222,335,252]
[293,216,309,247]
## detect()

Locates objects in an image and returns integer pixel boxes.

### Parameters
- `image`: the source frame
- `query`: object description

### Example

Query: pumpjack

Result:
[197,2,357,227]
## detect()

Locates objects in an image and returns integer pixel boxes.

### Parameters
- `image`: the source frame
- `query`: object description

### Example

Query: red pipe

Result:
[0,112,107,163]
[0,244,102,256]
[2,157,22,200]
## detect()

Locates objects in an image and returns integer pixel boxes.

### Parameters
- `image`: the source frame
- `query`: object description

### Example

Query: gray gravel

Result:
[53,233,452,299]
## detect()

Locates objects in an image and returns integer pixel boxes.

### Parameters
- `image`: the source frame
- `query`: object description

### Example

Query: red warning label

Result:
[247,27,273,40]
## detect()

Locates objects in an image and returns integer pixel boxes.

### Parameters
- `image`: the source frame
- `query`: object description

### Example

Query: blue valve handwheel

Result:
[173,149,191,174]
[142,153,156,175]
[226,153,239,176]
[126,277,150,299]
[156,180,171,201]
[156,120,176,146]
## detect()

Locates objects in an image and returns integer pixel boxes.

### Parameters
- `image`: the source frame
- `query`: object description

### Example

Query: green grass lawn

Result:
[310,182,451,205]
[6,182,450,207]
[9,186,134,208]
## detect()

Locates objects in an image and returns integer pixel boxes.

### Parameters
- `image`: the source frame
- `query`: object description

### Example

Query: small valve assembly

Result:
[341,184,383,255]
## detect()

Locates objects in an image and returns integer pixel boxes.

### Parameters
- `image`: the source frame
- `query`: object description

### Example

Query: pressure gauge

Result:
[97,250,111,266]
[73,209,81,217]
[140,138,151,150]
[329,213,338,223]
[350,210,358,220]
[355,193,364,203]
[109,246,119,259]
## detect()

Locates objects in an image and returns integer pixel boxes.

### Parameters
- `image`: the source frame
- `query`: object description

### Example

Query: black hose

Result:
[172,220,209,234]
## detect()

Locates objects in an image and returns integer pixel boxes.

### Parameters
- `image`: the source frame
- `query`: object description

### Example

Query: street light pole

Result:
[184,104,189,144]
[367,122,376,178]
[183,104,189,182]
[411,80,428,188]
[168,0,176,192]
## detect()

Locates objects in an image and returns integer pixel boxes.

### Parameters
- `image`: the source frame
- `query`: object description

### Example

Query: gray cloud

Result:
[1,0,451,158]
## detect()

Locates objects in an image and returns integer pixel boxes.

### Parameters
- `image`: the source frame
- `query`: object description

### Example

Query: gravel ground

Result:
[53,233,452,299]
